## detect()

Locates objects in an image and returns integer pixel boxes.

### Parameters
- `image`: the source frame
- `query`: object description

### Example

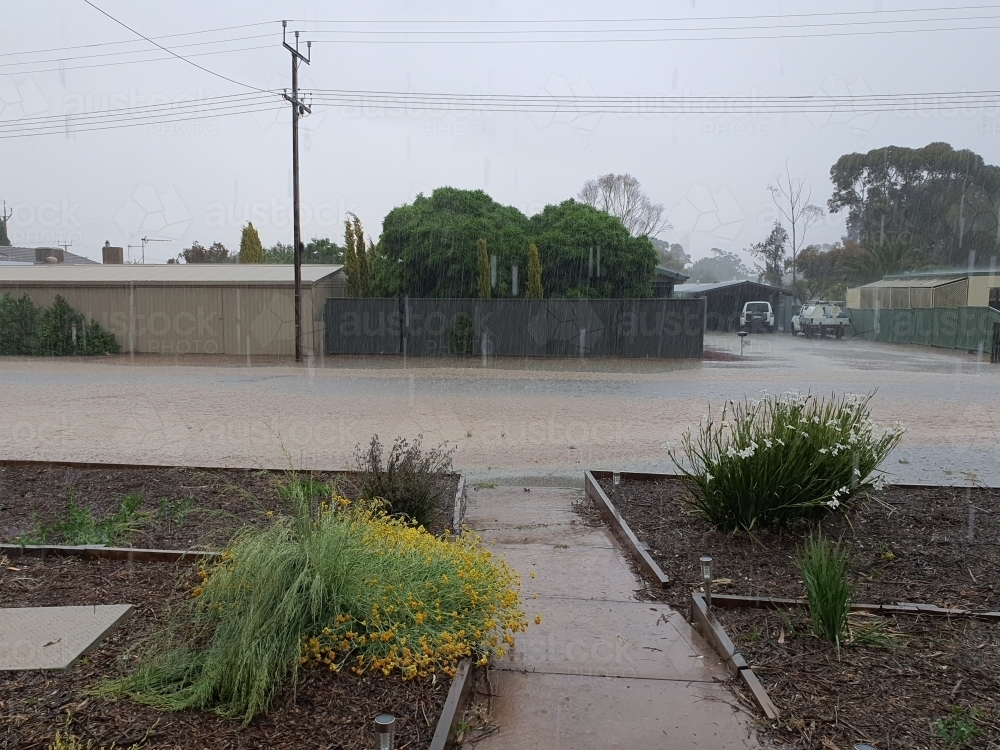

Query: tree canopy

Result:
[748,222,789,287]
[265,238,344,264]
[528,199,657,298]
[828,142,1000,267]
[578,173,667,237]
[378,188,530,298]
[376,189,658,298]
[686,248,751,283]
[177,241,230,263]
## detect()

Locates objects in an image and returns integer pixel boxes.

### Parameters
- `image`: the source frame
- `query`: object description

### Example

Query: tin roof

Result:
[861,276,969,289]
[0,247,98,265]
[654,266,690,282]
[0,263,345,286]
[674,279,787,295]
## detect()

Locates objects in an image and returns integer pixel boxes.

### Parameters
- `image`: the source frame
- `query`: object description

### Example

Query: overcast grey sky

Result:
[3,1,999,264]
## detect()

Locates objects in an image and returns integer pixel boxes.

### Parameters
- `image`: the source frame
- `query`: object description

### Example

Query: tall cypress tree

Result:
[238,222,265,263]
[526,243,544,299]
[0,206,11,247]
[476,239,491,299]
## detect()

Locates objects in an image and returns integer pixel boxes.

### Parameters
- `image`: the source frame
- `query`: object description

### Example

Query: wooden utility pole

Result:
[282,21,311,362]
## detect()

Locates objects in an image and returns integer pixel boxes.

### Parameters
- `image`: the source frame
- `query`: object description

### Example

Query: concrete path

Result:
[465,485,759,749]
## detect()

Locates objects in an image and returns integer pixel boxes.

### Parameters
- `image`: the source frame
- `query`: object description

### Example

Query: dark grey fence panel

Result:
[478,299,547,357]
[403,299,477,356]
[613,298,705,358]
[324,298,401,354]
[325,298,704,358]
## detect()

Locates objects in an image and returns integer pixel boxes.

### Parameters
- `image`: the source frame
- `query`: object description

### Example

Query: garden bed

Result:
[0,462,460,549]
[0,555,450,750]
[595,473,1000,749]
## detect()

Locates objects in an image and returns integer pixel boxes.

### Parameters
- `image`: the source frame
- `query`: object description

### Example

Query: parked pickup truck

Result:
[792,302,851,339]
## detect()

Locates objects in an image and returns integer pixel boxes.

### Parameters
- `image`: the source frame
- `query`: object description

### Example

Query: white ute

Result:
[792,302,851,339]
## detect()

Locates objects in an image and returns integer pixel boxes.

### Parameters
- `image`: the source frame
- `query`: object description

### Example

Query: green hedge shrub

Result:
[0,293,120,356]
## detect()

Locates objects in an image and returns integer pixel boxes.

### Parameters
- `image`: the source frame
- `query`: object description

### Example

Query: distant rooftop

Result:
[674,279,787,295]
[654,266,690,282]
[0,247,98,265]
[0,263,344,285]
[883,269,1000,280]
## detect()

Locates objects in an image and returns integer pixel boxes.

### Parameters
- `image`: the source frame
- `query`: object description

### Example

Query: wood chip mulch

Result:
[595,476,1000,750]
[1,556,449,750]
[0,465,456,549]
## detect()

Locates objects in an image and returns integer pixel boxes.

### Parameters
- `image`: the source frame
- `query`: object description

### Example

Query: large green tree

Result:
[378,188,530,298]
[528,200,658,298]
[828,142,1000,266]
[378,188,658,298]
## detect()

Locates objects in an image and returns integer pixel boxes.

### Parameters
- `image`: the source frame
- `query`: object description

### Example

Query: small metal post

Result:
[700,555,713,609]
[375,714,395,750]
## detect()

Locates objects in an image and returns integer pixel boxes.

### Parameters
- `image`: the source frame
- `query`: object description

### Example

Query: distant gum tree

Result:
[578,173,669,237]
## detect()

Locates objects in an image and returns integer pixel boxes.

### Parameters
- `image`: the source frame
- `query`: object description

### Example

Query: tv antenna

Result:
[128,236,170,263]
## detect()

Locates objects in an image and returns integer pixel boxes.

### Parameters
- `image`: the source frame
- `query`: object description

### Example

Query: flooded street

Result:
[2,333,998,485]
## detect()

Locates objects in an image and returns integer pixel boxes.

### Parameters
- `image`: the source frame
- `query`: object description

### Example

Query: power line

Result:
[298,12,1000,35]
[288,5,1000,24]
[3,4,995,62]
[80,0,276,94]
[2,43,275,77]
[0,102,285,139]
[303,22,1000,44]
[0,33,276,68]
[0,21,276,59]
[0,92,274,129]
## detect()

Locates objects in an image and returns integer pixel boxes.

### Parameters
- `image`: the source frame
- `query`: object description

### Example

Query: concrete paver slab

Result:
[476,521,615,547]
[0,605,134,671]
[475,670,759,750]
[465,488,614,547]
[500,597,726,681]
[497,543,640,600]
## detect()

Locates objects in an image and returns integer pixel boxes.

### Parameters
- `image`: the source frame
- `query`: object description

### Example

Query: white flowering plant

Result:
[670,392,904,532]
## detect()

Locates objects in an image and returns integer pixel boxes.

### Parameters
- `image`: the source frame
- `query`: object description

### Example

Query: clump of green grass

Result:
[797,530,851,656]
[96,484,524,724]
[17,493,145,546]
[355,435,455,528]
[671,391,904,532]
[934,706,982,748]
[277,476,333,504]
[155,496,194,531]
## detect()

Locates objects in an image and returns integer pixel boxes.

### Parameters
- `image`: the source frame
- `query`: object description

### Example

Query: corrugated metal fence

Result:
[847,306,1000,354]
[324,298,705,358]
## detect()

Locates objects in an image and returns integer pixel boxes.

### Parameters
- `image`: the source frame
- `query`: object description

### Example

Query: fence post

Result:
[992,321,1000,364]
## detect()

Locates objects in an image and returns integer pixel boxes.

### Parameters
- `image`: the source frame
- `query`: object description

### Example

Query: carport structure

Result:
[673,279,790,332]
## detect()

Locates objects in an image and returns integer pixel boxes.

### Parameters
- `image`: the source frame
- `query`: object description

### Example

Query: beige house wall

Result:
[968,273,1000,308]
[0,280,342,356]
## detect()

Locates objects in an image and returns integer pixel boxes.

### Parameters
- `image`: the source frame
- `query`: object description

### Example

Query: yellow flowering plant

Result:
[98,491,526,723]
